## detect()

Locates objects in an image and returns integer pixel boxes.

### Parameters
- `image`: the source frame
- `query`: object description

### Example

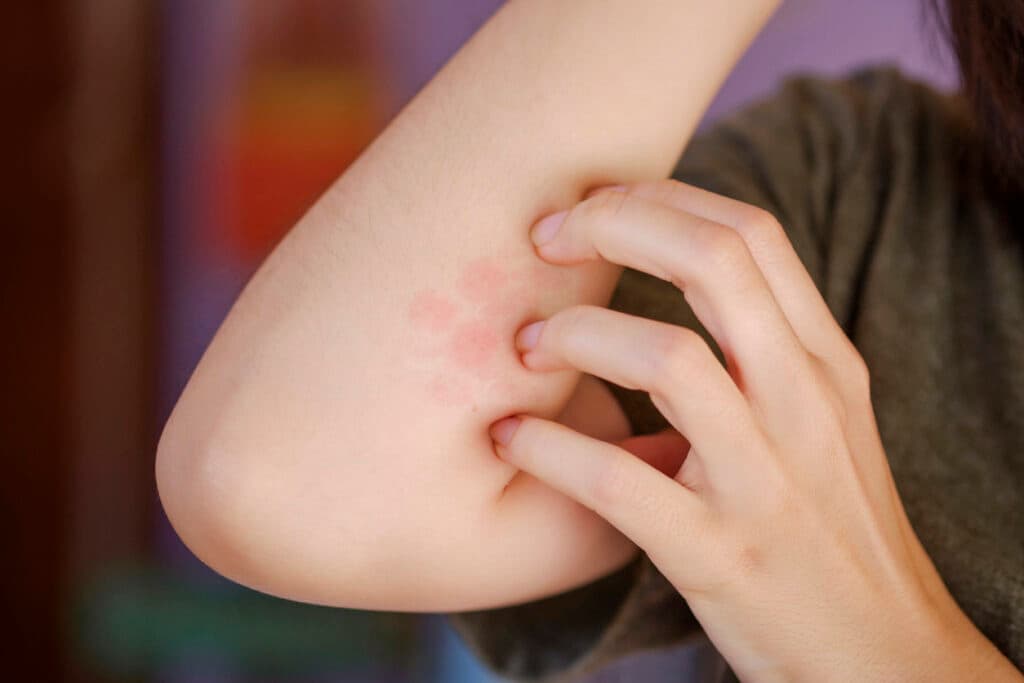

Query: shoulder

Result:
[683,64,962,174]
[672,65,967,249]
[773,64,949,111]
[688,65,958,157]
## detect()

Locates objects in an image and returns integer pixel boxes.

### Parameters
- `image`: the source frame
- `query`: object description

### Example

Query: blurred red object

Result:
[206,0,385,264]
[210,66,380,262]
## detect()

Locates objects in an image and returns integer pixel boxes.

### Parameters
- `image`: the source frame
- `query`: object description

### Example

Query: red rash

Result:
[407,288,458,333]
[456,257,509,303]
[449,319,501,369]
[405,254,578,407]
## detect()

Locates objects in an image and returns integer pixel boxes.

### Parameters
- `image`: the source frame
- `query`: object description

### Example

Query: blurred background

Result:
[5,1,957,681]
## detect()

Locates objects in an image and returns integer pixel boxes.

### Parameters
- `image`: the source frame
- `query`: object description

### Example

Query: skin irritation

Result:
[456,258,509,303]
[407,289,459,332]
[405,254,577,408]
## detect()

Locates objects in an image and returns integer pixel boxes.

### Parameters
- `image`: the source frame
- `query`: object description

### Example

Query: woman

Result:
[156,1,1024,680]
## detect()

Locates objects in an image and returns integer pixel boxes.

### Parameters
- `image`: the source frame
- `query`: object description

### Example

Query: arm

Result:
[155,0,780,612]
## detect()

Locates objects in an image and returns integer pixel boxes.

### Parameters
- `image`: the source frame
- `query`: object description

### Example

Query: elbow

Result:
[154,410,375,607]
[154,413,276,596]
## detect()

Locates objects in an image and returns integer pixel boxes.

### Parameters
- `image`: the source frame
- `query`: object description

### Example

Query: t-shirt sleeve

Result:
[601,64,930,437]
[446,65,927,683]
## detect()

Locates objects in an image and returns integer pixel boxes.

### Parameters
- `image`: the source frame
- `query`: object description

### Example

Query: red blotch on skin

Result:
[457,257,509,304]
[411,256,584,386]
[407,288,458,334]
[449,319,502,372]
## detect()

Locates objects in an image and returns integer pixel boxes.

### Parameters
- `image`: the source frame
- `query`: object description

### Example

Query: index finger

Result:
[491,413,709,580]
[609,180,856,370]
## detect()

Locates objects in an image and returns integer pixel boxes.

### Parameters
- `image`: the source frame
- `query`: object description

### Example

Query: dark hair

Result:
[931,0,1024,201]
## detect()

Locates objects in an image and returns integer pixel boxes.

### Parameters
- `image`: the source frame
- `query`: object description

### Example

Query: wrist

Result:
[787,588,1017,683]
[885,600,1021,683]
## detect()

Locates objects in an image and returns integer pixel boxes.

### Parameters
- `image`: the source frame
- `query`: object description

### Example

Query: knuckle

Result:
[806,376,850,441]
[813,363,846,409]
[816,354,863,432]
[693,221,754,280]
[728,537,764,583]
[702,528,766,593]
[647,327,707,391]
[816,343,872,410]
[844,346,872,395]
[737,207,789,258]
[802,357,841,406]
[714,467,795,586]
[738,206,786,242]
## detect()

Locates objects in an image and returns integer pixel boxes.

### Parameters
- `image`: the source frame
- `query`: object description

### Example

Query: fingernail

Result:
[515,320,546,352]
[490,416,522,446]
[530,211,567,247]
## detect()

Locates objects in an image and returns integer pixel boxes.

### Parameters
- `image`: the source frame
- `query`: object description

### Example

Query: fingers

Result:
[489,413,708,577]
[514,304,767,480]
[530,188,819,430]
[617,180,858,375]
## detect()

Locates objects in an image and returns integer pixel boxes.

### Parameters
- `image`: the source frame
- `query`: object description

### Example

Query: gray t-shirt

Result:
[446,65,1024,682]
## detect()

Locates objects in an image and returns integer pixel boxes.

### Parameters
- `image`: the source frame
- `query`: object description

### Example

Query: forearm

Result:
[156,0,780,610]
[341,0,778,214]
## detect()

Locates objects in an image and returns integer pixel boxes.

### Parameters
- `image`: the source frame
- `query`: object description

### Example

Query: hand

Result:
[487,181,1022,682]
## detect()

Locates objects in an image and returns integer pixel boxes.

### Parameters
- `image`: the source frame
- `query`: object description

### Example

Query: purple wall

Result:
[705,0,957,125]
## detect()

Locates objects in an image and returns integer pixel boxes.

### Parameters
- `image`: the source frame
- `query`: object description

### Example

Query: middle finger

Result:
[530,191,820,428]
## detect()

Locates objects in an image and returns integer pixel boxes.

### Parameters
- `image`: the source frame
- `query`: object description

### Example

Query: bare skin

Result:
[155,0,781,612]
